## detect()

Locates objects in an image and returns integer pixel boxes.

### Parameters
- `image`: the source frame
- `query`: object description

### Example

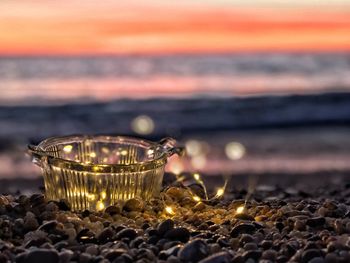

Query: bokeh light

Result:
[225,142,246,160]
[190,155,207,170]
[186,140,202,156]
[131,115,154,135]
[63,145,73,153]
[168,158,184,175]
[185,139,210,157]
[236,206,245,214]
[165,206,175,216]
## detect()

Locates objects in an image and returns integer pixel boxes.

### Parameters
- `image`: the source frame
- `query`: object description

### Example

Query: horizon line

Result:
[1,49,350,58]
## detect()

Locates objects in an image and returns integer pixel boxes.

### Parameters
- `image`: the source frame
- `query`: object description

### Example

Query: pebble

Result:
[158,219,175,237]
[105,205,121,215]
[123,198,144,212]
[38,220,58,232]
[243,242,258,251]
[0,183,349,263]
[178,239,209,262]
[234,213,255,221]
[261,249,277,261]
[97,227,115,243]
[164,227,190,243]
[22,249,59,263]
[57,200,71,211]
[306,217,326,227]
[309,257,325,263]
[116,228,138,240]
[243,250,262,261]
[230,223,256,237]
[85,244,99,255]
[24,214,39,231]
[301,249,323,263]
[198,251,232,263]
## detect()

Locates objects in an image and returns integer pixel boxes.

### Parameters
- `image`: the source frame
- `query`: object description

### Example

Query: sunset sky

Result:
[0,0,350,55]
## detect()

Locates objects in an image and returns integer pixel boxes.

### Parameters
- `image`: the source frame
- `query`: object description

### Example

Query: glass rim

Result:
[29,135,178,173]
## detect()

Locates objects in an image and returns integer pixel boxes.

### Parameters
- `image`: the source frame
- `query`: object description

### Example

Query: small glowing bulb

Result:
[121,150,128,156]
[96,201,105,211]
[88,194,96,201]
[89,152,97,158]
[165,206,175,216]
[101,147,110,154]
[193,195,201,202]
[176,175,186,182]
[101,191,106,200]
[236,206,245,214]
[216,188,225,197]
[63,145,73,153]
[193,173,201,181]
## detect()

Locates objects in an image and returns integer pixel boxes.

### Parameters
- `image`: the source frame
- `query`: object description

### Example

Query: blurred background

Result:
[1,0,350,192]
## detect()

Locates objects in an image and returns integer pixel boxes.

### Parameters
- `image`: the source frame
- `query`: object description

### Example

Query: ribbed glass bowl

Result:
[28,135,183,211]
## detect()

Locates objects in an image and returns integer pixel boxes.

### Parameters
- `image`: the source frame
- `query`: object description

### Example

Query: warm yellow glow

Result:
[225,142,246,160]
[121,150,128,156]
[131,115,155,135]
[193,195,201,202]
[88,194,96,201]
[89,152,97,158]
[165,206,175,215]
[236,205,245,214]
[101,147,110,154]
[169,160,184,175]
[216,187,225,197]
[193,173,201,181]
[63,145,73,153]
[147,149,154,156]
[101,191,106,200]
[175,175,186,182]
[96,201,105,211]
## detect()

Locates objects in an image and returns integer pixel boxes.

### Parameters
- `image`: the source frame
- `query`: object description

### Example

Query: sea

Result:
[1,53,350,181]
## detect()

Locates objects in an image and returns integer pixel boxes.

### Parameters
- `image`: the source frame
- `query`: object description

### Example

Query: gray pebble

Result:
[158,219,175,236]
[178,239,209,262]
[243,242,258,251]
[309,257,325,263]
[116,228,138,240]
[97,227,115,243]
[230,223,256,238]
[301,249,322,263]
[164,228,190,243]
[24,248,59,263]
[198,251,232,263]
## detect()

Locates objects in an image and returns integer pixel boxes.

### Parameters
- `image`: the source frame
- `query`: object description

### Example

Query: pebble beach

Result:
[0,173,350,263]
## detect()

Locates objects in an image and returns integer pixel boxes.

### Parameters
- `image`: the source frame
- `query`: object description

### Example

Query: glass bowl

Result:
[28,135,184,211]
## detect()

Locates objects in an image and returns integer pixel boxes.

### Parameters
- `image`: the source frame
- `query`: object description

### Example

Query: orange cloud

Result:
[0,2,350,55]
